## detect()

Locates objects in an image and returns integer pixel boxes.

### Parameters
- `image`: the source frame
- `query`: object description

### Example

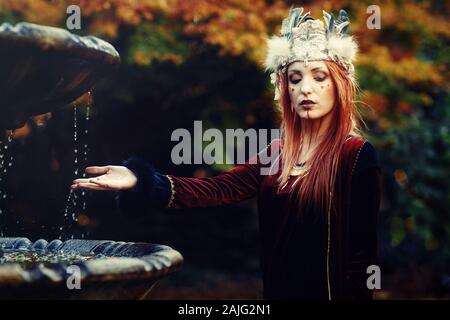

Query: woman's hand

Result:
[71,166,137,191]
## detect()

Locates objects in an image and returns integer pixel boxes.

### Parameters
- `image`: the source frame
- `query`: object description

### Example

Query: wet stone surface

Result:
[0,249,98,269]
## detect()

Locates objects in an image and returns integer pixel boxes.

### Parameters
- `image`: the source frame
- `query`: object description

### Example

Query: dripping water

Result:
[0,130,16,236]
[60,92,92,240]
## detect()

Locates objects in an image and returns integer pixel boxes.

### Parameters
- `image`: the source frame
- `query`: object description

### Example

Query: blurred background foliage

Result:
[0,0,448,298]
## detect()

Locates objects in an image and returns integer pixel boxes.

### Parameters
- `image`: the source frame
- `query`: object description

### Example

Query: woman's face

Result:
[287,60,335,120]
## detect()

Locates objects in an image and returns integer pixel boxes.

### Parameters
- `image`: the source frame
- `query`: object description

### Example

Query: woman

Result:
[72,7,381,300]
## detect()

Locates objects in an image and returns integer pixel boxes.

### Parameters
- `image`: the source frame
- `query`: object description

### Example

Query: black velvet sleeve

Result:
[347,142,382,299]
[115,157,171,216]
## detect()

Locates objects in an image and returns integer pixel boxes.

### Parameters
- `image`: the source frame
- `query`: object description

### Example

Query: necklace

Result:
[290,163,310,176]
[280,164,310,190]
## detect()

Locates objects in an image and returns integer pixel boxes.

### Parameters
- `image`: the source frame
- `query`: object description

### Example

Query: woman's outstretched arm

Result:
[165,161,261,209]
[71,140,280,212]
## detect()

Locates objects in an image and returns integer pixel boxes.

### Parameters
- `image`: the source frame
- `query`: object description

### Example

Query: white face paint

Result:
[287,60,336,121]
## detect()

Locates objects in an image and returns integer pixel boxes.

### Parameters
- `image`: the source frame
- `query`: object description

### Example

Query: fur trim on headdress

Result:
[327,33,358,64]
[264,36,290,73]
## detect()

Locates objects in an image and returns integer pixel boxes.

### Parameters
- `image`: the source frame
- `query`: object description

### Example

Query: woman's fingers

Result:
[88,178,112,189]
[72,166,124,190]
[72,176,116,190]
[73,173,108,184]
[73,178,91,184]
[71,182,108,191]
[85,166,109,175]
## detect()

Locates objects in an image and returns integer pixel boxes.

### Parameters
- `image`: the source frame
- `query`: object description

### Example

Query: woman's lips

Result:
[300,103,315,109]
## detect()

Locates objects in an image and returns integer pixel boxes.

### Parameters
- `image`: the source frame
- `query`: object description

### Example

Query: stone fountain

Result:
[0,22,183,299]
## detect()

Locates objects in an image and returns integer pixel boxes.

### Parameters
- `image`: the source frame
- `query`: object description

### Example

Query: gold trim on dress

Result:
[327,190,333,300]
[325,140,366,300]
[165,175,176,208]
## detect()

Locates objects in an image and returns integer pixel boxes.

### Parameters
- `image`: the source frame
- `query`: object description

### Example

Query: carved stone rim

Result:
[0,237,183,286]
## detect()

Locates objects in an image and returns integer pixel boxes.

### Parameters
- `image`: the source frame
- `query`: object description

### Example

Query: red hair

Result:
[275,60,364,215]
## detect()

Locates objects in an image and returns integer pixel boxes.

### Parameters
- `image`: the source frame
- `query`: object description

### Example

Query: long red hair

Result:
[274,60,364,215]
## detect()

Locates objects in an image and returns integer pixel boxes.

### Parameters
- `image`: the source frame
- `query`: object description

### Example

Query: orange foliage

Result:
[176,0,287,63]
[1,0,447,116]
[397,101,413,113]
[363,91,390,115]
[1,0,66,25]
[358,45,444,87]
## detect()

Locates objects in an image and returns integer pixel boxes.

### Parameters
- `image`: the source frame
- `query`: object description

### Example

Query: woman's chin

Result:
[294,106,333,121]
[295,109,321,120]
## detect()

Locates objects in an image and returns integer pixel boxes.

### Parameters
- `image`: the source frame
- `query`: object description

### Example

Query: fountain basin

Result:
[0,237,183,299]
[0,22,120,129]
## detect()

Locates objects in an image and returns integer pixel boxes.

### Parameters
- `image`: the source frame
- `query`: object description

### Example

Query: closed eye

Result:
[289,77,301,84]
[289,76,327,84]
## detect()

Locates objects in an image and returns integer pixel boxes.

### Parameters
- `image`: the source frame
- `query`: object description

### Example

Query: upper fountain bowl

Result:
[0,22,121,129]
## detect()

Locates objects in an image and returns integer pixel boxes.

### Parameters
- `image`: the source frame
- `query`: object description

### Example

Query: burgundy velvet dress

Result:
[118,136,381,300]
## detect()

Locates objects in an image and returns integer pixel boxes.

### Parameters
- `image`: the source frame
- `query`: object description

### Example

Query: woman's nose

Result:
[300,79,313,96]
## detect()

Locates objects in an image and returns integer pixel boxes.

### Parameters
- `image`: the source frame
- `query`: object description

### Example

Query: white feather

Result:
[264,36,291,72]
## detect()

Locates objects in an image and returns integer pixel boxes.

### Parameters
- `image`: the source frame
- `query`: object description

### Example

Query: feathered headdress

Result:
[264,7,358,100]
